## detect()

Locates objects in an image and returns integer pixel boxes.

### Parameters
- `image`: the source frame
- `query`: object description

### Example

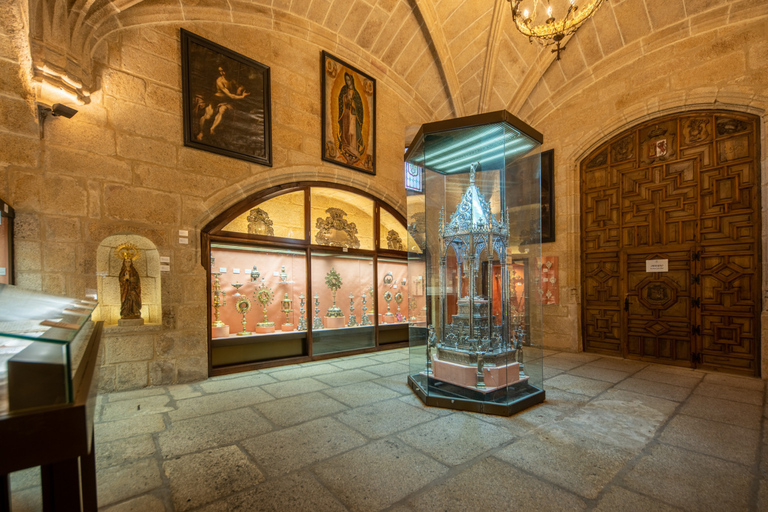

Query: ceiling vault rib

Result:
[505,34,572,117]
[478,0,507,114]
[411,0,465,117]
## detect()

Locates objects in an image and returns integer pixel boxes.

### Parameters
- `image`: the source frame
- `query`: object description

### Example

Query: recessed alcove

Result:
[94,234,162,325]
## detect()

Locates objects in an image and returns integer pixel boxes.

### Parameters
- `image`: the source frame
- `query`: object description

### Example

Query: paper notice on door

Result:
[646,259,669,272]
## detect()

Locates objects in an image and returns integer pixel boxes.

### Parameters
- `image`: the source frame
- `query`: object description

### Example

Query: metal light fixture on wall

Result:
[508,0,605,60]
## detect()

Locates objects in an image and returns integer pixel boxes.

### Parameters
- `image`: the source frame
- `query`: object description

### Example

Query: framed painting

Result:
[541,149,555,243]
[321,51,376,175]
[181,29,272,166]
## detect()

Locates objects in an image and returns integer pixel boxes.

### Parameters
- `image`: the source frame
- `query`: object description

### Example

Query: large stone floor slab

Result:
[312,438,449,511]
[11,348,766,511]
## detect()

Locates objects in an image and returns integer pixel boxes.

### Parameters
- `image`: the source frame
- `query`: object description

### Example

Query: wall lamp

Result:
[37,103,78,138]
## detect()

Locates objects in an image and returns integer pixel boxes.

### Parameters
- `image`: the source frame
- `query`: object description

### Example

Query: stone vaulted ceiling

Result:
[23,0,768,123]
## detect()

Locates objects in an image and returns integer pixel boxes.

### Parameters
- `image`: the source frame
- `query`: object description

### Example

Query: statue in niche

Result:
[386,229,404,251]
[315,207,360,248]
[247,207,274,236]
[116,243,142,321]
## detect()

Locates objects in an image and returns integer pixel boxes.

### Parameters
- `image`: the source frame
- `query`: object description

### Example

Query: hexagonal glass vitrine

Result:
[405,111,545,416]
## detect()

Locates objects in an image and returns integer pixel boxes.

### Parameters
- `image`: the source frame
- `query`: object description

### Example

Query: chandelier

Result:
[509,0,605,60]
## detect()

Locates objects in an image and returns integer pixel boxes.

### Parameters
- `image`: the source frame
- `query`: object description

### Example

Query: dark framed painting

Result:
[181,29,272,166]
[541,149,555,243]
[321,51,376,175]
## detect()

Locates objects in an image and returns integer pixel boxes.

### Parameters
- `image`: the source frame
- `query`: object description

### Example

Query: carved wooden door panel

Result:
[580,111,760,376]
[625,247,693,366]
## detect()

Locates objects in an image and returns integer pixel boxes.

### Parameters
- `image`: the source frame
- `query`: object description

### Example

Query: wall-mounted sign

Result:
[646,259,669,272]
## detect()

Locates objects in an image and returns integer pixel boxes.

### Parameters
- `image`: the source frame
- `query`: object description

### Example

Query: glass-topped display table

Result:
[405,110,546,416]
[0,285,103,510]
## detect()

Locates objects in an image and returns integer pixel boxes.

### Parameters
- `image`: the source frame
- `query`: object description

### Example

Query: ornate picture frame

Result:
[321,51,376,175]
[181,29,272,166]
[541,149,555,243]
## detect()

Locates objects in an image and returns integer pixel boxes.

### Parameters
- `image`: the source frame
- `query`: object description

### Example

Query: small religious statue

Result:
[116,243,143,325]
[426,324,436,374]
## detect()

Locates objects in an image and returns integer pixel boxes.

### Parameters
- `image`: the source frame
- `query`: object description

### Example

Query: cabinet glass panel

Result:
[222,191,305,240]
[310,251,374,355]
[311,187,373,250]
[405,112,544,415]
[377,257,409,344]
[210,244,307,367]
[379,209,406,252]
[0,285,96,416]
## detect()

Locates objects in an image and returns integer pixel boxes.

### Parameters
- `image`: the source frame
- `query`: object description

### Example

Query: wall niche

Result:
[95,234,162,325]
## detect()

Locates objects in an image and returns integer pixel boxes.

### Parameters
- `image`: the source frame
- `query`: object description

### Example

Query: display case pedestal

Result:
[432,357,524,391]
[324,316,345,329]
[255,325,275,334]
[212,325,230,338]
[280,324,294,332]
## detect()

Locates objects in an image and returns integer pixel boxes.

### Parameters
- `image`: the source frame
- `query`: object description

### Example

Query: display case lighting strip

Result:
[211,244,304,256]
[439,138,536,174]
[426,132,517,167]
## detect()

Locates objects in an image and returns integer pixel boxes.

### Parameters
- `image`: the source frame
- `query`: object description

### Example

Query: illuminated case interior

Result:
[204,185,409,374]
[405,110,546,416]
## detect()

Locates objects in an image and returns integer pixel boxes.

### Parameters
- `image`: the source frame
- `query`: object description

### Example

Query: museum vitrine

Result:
[0,197,14,285]
[405,110,545,415]
[203,183,409,375]
[0,285,97,415]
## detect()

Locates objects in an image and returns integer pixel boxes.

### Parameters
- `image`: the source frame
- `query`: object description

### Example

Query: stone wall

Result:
[0,11,430,390]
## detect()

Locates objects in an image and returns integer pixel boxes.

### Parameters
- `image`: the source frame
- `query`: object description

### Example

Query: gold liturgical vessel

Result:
[280,293,293,331]
[211,273,226,327]
[232,283,251,336]
[254,283,275,333]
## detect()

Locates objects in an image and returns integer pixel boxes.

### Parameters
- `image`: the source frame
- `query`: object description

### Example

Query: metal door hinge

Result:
[691,274,700,284]
[692,251,701,261]
[691,298,701,308]
[692,325,701,335]
[692,353,703,364]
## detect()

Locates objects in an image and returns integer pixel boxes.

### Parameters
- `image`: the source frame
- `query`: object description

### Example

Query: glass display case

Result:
[0,284,97,416]
[204,184,409,374]
[405,110,545,416]
[210,244,308,367]
[310,251,375,355]
[0,197,14,285]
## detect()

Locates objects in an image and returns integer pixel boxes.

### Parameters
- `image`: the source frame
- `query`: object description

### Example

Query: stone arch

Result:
[95,233,162,325]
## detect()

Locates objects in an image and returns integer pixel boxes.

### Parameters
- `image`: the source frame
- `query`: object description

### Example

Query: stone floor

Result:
[9,348,768,511]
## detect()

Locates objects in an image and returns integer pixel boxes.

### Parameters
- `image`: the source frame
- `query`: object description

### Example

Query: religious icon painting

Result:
[321,51,376,175]
[180,29,272,166]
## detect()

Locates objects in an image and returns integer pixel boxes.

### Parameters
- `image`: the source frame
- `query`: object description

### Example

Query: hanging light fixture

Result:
[509,0,605,60]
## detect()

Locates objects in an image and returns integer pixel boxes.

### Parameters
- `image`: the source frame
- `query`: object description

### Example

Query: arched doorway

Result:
[202,182,409,376]
[580,110,761,376]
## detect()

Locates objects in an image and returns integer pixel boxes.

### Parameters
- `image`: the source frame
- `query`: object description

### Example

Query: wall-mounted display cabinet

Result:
[0,197,14,286]
[203,183,409,376]
[405,110,546,416]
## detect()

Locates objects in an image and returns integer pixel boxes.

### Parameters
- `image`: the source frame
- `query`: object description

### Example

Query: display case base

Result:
[254,325,275,334]
[118,318,144,327]
[212,325,230,338]
[324,316,345,329]
[407,374,545,416]
[432,356,523,391]
[280,324,294,332]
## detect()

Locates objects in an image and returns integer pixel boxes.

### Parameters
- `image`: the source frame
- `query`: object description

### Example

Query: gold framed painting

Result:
[181,29,272,166]
[321,51,376,175]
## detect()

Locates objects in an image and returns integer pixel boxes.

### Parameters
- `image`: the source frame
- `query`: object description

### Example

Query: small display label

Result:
[0,268,5,276]
[233,268,240,274]
[273,271,279,277]
[219,267,227,273]
[160,256,170,264]
[179,229,189,237]
[646,259,669,272]
[179,237,189,245]
[160,264,170,272]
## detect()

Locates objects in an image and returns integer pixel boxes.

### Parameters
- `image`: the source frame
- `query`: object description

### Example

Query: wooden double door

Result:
[581,111,761,376]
